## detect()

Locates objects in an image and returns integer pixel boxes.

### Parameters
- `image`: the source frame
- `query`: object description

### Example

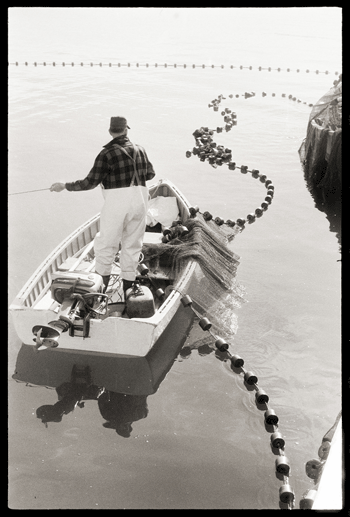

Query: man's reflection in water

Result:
[36,383,105,427]
[98,391,148,437]
[36,383,148,438]
[35,334,216,435]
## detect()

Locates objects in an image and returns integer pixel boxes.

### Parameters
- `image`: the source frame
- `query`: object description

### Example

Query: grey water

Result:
[8,7,341,509]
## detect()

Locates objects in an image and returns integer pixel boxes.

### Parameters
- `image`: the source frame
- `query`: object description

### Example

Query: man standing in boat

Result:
[50,117,155,293]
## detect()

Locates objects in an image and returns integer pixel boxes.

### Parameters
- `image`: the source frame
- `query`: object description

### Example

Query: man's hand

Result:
[50,182,66,192]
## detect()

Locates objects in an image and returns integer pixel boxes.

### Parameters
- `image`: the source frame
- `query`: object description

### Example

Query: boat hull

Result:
[12,301,195,395]
[312,416,343,510]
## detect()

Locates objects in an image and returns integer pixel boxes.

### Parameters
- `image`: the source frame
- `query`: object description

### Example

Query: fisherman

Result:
[50,117,156,294]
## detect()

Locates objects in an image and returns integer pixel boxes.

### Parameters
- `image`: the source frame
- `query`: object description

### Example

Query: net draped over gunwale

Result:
[142,213,246,339]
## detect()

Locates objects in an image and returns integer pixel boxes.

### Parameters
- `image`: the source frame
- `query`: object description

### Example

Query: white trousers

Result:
[94,186,148,280]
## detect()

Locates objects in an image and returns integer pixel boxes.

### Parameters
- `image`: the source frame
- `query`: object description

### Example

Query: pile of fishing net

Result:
[142,213,246,339]
[298,77,342,195]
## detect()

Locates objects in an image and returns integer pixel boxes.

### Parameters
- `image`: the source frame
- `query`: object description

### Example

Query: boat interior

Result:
[31,182,190,324]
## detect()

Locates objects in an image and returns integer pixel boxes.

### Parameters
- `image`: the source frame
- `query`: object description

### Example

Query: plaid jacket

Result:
[65,136,155,191]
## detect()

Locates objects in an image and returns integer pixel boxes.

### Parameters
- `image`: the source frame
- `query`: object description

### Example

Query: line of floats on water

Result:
[9,61,340,76]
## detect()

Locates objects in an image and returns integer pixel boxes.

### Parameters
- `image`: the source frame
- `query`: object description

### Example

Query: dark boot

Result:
[123,279,134,297]
[102,275,110,293]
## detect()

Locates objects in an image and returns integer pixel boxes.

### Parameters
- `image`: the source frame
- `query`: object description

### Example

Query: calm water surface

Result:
[8,8,341,509]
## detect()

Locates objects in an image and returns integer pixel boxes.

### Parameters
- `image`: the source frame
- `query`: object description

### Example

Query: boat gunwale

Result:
[10,212,101,309]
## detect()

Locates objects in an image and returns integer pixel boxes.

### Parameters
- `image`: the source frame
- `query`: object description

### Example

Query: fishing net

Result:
[142,213,246,340]
[298,78,342,194]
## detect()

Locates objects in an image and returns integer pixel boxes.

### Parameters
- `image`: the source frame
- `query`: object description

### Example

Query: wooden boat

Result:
[312,414,343,510]
[9,179,200,358]
[300,412,343,510]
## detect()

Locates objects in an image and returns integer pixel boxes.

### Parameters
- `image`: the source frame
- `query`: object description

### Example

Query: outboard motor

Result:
[32,272,106,350]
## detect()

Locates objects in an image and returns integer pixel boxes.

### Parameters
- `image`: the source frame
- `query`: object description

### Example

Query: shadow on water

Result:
[12,303,195,437]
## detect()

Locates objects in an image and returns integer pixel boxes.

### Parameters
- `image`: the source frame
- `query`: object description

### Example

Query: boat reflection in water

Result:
[13,303,195,437]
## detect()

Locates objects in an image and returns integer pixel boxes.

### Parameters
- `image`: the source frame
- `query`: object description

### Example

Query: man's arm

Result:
[51,152,109,192]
